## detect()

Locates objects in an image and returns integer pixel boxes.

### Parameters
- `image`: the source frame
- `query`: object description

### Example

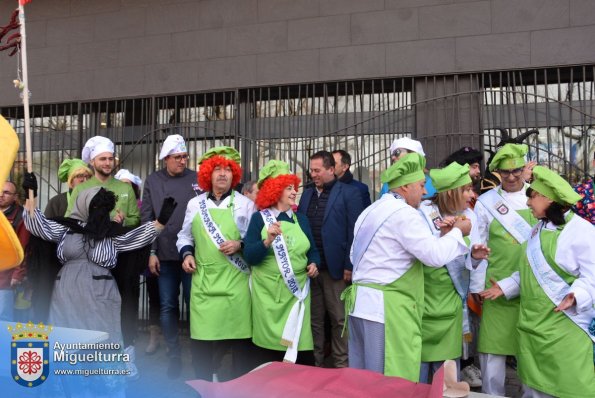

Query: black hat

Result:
[441,146,483,167]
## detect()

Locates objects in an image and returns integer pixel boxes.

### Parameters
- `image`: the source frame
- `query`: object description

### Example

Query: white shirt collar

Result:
[270,206,293,218]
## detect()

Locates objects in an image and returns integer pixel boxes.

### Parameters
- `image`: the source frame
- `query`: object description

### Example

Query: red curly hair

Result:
[197,155,242,192]
[255,174,301,210]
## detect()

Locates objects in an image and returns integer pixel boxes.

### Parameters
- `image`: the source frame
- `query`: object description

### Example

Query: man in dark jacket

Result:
[298,151,364,368]
[332,150,371,208]
[141,134,201,378]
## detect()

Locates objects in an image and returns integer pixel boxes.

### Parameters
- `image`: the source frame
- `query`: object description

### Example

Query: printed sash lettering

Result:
[261,209,309,363]
[199,196,250,274]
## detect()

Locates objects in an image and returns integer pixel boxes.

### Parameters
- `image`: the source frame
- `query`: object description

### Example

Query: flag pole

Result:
[18,1,34,208]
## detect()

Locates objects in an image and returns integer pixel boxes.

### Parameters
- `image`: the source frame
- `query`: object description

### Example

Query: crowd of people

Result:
[2,132,594,398]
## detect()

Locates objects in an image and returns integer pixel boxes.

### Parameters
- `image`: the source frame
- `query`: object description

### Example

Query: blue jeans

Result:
[0,289,14,321]
[158,261,191,357]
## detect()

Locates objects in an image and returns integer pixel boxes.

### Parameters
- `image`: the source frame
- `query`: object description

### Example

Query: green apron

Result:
[251,214,313,351]
[478,208,536,355]
[421,265,462,362]
[189,196,251,340]
[344,260,424,382]
[518,219,595,398]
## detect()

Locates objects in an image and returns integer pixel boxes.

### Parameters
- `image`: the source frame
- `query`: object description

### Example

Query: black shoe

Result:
[167,356,182,379]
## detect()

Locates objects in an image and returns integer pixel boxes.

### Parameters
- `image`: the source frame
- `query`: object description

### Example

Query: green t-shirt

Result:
[65,176,140,227]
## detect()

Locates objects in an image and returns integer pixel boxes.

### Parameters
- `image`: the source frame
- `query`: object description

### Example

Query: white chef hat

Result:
[81,136,115,164]
[114,169,142,187]
[389,137,426,157]
[159,134,188,160]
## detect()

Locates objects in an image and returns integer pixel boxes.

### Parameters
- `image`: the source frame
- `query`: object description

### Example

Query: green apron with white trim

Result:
[478,208,536,355]
[419,203,469,362]
[421,265,463,362]
[518,216,595,398]
[251,214,313,351]
[189,196,251,340]
[344,260,424,382]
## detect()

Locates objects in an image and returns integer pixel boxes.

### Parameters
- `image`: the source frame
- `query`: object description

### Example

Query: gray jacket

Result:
[141,168,201,261]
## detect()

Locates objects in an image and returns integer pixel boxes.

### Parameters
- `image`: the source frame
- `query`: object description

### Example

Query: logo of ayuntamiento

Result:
[7,321,53,387]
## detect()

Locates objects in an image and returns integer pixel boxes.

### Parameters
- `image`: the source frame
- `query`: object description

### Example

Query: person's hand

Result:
[182,255,197,274]
[148,255,160,276]
[264,222,282,247]
[480,278,504,300]
[306,263,319,278]
[554,292,576,312]
[469,292,484,306]
[453,217,472,236]
[157,197,178,225]
[344,269,352,283]
[523,160,537,182]
[113,209,125,224]
[471,244,490,260]
[219,240,241,255]
[22,171,37,198]
[437,216,456,236]
[10,278,20,288]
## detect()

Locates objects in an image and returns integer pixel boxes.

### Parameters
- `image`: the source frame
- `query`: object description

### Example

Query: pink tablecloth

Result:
[187,361,444,398]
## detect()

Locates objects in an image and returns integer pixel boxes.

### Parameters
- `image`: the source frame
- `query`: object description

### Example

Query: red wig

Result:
[197,155,242,192]
[255,174,301,210]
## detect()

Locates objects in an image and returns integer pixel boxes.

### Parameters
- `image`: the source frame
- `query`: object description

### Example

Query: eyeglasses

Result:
[72,174,90,180]
[498,168,523,178]
[1,190,16,196]
[171,154,189,162]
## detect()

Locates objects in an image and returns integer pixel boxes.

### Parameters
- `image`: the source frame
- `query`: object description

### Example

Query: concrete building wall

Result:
[1,0,594,106]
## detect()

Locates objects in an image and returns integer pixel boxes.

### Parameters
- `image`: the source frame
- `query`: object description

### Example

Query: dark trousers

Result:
[112,264,141,347]
[191,338,254,381]
[251,345,315,367]
[146,273,160,326]
[310,269,348,367]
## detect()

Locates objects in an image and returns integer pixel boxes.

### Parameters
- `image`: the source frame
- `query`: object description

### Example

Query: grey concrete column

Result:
[414,75,483,167]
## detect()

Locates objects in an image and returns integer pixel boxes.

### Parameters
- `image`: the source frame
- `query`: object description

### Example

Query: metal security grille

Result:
[3,66,594,206]
[480,67,595,183]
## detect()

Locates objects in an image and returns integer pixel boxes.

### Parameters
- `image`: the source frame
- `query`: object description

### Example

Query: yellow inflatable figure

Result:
[0,115,24,270]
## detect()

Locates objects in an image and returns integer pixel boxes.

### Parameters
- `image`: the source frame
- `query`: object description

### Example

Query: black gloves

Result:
[157,197,178,225]
[22,172,38,198]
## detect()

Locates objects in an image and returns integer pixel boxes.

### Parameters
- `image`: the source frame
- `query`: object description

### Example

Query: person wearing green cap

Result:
[480,166,595,398]
[243,160,321,365]
[176,146,256,381]
[417,162,490,383]
[469,143,538,396]
[44,158,92,218]
[342,153,473,382]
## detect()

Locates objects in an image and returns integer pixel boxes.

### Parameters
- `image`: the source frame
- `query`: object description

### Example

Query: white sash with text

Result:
[526,222,595,343]
[198,196,250,274]
[478,189,532,244]
[261,209,310,363]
